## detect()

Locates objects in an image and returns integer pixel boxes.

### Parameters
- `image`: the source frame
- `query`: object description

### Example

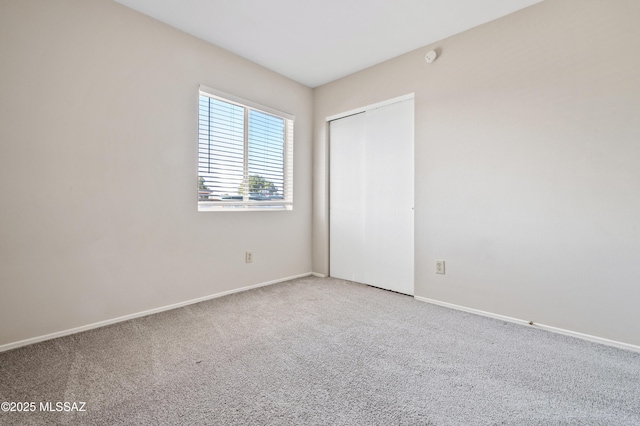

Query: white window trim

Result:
[198,85,294,212]
[199,85,295,122]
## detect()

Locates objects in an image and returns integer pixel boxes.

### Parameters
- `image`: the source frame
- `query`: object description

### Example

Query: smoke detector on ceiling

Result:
[425,50,438,63]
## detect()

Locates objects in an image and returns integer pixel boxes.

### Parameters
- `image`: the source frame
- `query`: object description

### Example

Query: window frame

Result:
[198,85,294,212]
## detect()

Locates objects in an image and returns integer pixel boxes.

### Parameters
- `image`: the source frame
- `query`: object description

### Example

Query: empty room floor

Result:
[1,276,639,425]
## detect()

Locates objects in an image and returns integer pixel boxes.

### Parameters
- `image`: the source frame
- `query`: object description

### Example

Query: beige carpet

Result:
[1,276,639,425]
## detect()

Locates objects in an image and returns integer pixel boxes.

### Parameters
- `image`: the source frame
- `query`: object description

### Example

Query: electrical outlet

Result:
[245,251,253,263]
[435,260,445,274]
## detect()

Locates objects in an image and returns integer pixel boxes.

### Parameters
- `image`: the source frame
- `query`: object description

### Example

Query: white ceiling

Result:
[114,0,543,88]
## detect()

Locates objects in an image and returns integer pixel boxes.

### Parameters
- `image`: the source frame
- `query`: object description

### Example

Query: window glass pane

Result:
[198,96,244,199]
[247,110,285,200]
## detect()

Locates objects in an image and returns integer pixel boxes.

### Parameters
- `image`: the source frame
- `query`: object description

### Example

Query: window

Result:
[198,86,294,211]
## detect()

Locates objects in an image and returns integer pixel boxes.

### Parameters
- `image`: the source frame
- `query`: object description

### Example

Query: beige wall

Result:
[313,0,640,346]
[3,0,640,349]
[0,0,313,346]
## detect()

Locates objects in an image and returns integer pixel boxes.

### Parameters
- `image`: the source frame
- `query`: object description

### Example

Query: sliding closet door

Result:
[330,98,414,295]
[329,112,367,285]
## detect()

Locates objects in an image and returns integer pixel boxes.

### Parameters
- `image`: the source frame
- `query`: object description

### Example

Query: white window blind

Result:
[198,87,294,211]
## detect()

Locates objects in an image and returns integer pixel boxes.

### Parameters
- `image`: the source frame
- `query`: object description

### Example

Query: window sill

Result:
[198,203,293,212]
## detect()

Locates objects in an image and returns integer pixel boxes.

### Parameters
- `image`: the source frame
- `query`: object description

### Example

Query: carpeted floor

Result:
[1,276,639,425]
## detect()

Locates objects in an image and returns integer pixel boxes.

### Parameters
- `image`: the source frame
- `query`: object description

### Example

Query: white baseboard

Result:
[414,295,640,354]
[311,272,328,278]
[0,272,313,353]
